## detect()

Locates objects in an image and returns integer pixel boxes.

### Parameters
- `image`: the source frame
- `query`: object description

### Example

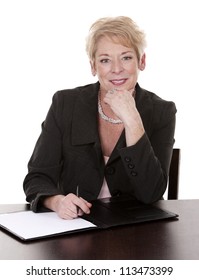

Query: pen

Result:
[76,185,80,215]
[76,185,79,198]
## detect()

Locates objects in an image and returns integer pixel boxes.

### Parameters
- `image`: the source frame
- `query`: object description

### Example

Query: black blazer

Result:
[23,82,176,211]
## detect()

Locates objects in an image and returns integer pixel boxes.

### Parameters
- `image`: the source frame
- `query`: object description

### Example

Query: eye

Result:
[100,58,110,63]
[122,56,133,61]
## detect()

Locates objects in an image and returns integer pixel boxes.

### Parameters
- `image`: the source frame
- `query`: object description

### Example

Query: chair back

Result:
[168,148,180,199]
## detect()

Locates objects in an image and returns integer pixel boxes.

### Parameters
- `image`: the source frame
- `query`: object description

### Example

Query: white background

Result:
[0,0,198,204]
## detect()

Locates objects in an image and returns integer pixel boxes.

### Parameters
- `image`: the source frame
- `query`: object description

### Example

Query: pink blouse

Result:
[97,156,111,199]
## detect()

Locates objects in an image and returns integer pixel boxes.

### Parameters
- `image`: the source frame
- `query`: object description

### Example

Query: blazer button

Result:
[128,163,135,169]
[131,170,138,176]
[112,190,121,196]
[105,166,115,175]
[125,157,131,162]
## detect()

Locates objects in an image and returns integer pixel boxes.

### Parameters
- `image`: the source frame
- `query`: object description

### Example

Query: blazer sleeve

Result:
[23,91,66,212]
[119,100,176,204]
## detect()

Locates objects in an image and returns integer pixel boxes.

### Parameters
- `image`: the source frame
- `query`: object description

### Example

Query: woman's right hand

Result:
[43,193,92,219]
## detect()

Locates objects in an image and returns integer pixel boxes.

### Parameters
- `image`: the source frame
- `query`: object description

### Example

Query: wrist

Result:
[124,119,145,146]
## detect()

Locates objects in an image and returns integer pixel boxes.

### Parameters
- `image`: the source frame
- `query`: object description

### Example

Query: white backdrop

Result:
[0,0,198,203]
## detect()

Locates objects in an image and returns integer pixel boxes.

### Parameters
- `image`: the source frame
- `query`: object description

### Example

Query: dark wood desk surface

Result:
[0,200,199,260]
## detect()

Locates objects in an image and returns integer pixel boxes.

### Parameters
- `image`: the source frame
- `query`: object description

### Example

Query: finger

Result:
[77,209,84,216]
[75,197,91,214]
[108,89,117,95]
[79,197,92,208]
[59,210,77,220]
[60,202,79,219]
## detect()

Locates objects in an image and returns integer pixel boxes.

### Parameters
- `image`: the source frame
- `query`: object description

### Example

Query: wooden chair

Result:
[168,148,181,199]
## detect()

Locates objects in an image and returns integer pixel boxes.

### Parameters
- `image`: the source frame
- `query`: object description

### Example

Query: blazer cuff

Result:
[30,191,61,213]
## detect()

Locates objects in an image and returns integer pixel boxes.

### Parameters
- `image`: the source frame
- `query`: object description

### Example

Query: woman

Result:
[23,16,176,219]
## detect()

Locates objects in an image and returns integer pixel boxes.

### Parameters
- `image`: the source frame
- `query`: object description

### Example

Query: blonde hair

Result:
[86,16,146,63]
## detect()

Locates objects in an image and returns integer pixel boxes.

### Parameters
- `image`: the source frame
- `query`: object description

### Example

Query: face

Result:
[91,36,146,94]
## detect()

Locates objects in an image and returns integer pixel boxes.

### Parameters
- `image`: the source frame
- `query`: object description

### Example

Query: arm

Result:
[23,92,64,211]
[104,88,176,203]
[119,101,176,203]
[23,91,92,218]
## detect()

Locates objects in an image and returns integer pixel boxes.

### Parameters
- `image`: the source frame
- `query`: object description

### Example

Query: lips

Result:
[110,79,127,86]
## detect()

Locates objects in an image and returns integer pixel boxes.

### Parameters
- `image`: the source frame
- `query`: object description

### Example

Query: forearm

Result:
[123,112,145,146]
[119,134,170,203]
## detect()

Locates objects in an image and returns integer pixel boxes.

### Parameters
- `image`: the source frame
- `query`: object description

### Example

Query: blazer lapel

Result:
[71,83,99,146]
[71,83,104,173]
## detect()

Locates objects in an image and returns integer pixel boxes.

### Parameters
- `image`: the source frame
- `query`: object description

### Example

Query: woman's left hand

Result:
[103,89,145,145]
[103,89,137,125]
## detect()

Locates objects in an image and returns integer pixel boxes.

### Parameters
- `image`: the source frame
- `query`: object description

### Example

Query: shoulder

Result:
[53,82,99,102]
[49,82,99,121]
[137,84,177,117]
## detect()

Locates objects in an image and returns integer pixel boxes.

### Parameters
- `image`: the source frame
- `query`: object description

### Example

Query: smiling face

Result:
[91,36,146,94]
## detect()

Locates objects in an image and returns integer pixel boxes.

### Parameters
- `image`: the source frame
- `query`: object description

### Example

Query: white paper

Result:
[0,211,96,240]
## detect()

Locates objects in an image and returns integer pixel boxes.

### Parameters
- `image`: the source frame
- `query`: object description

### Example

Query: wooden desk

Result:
[0,200,199,260]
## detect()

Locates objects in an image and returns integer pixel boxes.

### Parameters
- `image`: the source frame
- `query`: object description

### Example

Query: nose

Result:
[111,59,123,74]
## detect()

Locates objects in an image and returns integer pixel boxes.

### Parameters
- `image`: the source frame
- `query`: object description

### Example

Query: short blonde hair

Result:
[86,16,146,63]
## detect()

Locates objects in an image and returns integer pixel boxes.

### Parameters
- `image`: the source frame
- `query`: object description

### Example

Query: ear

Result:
[139,53,146,71]
[90,60,96,76]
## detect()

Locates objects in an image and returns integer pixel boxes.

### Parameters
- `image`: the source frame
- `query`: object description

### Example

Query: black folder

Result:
[82,195,178,228]
[0,196,178,241]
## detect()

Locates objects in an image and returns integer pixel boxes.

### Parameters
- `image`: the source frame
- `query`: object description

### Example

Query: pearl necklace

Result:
[98,92,123,124]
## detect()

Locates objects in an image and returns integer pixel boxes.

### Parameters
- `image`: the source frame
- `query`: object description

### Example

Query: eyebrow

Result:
[97,51,134,57]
